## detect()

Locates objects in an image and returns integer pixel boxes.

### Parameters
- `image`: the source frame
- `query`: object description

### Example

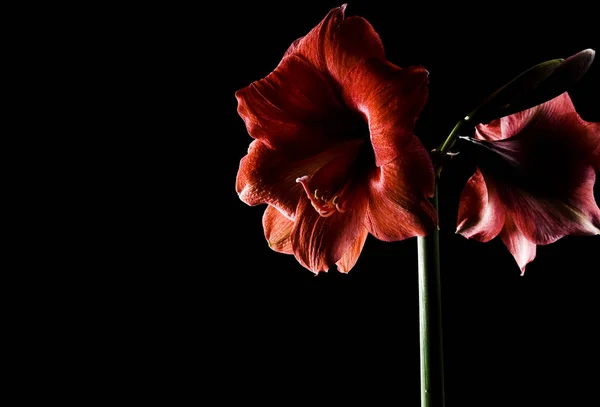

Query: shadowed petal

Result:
[263,205,294,254]
[477,93,598,160]
[588,121,600,171]
[236,141,304,219]
[291,188,368,274]
[456,169,506,242]
[343,58,429,166]
[236,140,364,220]
[236,55,348,159]
[365,138,437,241]
[505,167,600,245]
[336,227,369,273]
[476,106,539,141]
[500,216,537,275]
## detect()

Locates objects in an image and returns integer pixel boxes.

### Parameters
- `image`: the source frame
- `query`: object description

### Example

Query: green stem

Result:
[437,118,465,155]
[417,184,445,407]
[434,114,472,178]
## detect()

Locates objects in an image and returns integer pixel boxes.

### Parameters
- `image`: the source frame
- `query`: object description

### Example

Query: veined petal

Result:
[476,107,539,141]
[336,227,369,273]
[342,58,429,166]
[236,54,348,159]
[291,187,368,274]
[285,5,386,84]
[477,93,598,161]
[365,138,437,241]
[505,167,600,245]
[282,5,344,72]
[236,140,366,220]
[500,216,537,275]
[263,205,294,254]
[236,140,304,219]
[468,94,599,204]
[456,169,506,242]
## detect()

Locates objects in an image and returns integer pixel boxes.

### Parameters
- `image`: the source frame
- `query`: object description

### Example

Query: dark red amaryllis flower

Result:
[235,5,437,274]
[457,92,600,274]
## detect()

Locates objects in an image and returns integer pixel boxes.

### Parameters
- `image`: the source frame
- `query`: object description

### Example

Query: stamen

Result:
[296,175,349,217]
[335,202,347,213]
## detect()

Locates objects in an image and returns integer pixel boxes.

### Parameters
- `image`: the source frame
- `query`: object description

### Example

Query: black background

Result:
[125,1,599,405]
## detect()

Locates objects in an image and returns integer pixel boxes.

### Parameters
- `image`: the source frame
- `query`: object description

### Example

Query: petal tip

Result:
[582,48,595,59]
[313,268,329,276]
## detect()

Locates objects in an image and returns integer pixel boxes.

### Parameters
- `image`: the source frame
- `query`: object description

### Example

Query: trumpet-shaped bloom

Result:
[457,92,600,273]
[235,5,437,274]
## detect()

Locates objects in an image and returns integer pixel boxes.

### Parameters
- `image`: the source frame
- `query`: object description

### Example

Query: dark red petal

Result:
[236,141,302,219]
[263,205,294,254]
[336,227,369,273]
[456,169,506,242]
[235,54,347,159]
[291,187,368,274]
[500,216,537,275]
[476,104,541,141]
[476,93,597,152]
[283,5,345,73]
[236,140,366,220]
[505,166,600,245]
[365,138,437,241]
[588,121,600,171]
[286,5,385,84]
[325,16,385,83]
[342,58,429,166]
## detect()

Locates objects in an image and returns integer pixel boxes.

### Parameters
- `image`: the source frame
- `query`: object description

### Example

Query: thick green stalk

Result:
[417,184,445,407]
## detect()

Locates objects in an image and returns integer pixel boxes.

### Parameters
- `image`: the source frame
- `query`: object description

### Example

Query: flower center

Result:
[294,139,374,218]
[296,175,350,217]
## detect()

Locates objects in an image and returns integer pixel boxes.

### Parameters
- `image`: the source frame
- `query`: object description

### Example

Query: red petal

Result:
[505,166,600,245]
[285,5,385,84]
[236,140,366,220]
[342,58,429,166]
[291,187,368,274]
[589,121,600,171]
[365,138,437,241]
[336,227,369,273]
[236,140,302,219]
[235,54,347,159]
[476,93,598,160]
[500,216,537,275]
[475,110,535,141]
[263,205,294,254]
[456,169,506,242]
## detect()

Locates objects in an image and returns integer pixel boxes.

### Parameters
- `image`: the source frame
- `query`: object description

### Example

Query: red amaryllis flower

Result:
[235,5,437,274]
[457,92,600,274]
